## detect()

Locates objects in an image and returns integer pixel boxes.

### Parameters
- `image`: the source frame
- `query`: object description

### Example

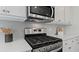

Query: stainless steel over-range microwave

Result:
[26,6,55,23]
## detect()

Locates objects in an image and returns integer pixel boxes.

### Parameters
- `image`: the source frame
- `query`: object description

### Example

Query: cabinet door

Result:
[55,6,65,23]
[64,7,71,24]
[6,6,26,17]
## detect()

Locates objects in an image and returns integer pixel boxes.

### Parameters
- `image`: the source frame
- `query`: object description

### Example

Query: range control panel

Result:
[25,28,47,34]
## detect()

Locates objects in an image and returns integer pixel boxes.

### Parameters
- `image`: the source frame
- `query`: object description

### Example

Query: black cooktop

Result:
[25,33,62,49]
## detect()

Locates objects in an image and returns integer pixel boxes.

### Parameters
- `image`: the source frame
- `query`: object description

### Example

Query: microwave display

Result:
[30,6,53,17]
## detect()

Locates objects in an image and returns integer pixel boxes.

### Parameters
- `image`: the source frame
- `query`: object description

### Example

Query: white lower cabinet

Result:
[63,36,79,52]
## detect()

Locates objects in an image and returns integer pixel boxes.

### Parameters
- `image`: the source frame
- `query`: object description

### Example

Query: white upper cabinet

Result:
[64,7,71,24]
[5,6,26,17]
[52,6,71,25]
[55,6,65,23]
[0,6,26,21]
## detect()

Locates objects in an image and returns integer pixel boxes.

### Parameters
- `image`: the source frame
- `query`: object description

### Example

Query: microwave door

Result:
[29,6,52,17]
[27,6,55,22]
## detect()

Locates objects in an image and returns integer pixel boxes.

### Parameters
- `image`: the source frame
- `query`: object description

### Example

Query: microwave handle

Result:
[27,6,31,16]
[51,7,55,18]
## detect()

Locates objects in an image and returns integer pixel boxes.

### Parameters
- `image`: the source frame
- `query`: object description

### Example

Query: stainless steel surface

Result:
[25,28,46,34]
[27,6,55,23]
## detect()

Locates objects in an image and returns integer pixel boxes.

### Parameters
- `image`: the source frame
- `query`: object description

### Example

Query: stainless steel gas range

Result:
[24,28,62,52]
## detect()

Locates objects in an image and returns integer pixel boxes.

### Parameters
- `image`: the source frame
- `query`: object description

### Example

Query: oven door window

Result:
[30,6,52,17]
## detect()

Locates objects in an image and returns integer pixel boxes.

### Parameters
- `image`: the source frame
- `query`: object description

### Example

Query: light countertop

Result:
[51,34,79,41]
[0,38,32,52]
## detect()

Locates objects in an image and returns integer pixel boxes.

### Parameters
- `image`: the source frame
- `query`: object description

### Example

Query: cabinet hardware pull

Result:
[72,41,74,42]
[58,19,61,22]
[7,10,10,13]
[68,47,71,49]
[77,42,79,44]
[3,9,5,12]
[76,39,78,40]
[65,43,67,45]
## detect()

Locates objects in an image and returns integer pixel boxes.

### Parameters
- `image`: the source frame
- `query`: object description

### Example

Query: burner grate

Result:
[25,34,62,49]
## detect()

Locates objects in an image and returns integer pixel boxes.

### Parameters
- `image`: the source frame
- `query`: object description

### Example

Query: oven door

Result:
[27,6,55,23]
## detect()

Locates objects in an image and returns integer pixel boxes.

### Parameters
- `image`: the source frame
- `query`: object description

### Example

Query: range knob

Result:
[44,48,46,52]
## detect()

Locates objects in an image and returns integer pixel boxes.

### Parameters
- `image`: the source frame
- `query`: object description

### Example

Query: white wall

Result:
[65,7,79,36]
